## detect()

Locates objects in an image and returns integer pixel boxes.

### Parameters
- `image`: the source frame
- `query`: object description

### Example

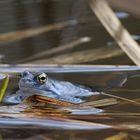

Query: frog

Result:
[4,71,99,104]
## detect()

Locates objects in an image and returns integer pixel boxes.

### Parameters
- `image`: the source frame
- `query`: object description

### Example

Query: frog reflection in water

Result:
[5,71,99,104]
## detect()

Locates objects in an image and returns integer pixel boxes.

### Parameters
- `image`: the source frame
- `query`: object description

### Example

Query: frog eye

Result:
[37,73,47,84]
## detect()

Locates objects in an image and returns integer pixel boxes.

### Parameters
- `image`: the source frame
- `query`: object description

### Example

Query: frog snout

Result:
[22,71,31,78]
[20,71,34,84]
[21,78,32,83]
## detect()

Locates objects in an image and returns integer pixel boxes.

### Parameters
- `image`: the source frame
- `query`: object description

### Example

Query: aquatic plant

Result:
[0,74,9,102]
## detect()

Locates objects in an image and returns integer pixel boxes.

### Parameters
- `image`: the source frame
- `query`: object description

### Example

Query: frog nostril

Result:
[22,71,30,78]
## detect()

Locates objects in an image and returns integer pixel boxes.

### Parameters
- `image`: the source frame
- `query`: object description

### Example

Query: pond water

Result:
[0,0,140,139]
[0,66,139,139]
[0,0,140,65]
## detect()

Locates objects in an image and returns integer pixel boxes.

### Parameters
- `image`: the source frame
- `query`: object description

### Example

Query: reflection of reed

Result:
[29,46,123,64]
[0,21,75,44]
[20,37,91,62]
[0,17,94,44]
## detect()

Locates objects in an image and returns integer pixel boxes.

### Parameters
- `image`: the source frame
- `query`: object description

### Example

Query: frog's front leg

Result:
[3,90,25,104]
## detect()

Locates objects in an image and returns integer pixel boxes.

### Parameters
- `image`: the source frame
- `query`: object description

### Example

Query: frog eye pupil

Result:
[37,73,47,83]
[40,77,45,80]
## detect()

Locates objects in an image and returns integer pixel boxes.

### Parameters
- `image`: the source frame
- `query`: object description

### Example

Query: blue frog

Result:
[4,71,99,104]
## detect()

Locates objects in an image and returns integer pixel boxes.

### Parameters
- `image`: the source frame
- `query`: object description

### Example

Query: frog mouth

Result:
[18,81,55,97]
[19,80,42,93]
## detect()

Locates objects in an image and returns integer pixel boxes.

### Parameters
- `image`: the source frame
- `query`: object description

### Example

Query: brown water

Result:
[0,0,140,64]
[0,0,140,139]
[0,66,139,139]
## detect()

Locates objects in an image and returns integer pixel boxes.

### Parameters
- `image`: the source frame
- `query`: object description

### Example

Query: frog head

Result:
[19,71,48,92]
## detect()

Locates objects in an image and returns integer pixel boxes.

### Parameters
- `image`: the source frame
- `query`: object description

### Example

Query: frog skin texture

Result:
[4,71,99,104]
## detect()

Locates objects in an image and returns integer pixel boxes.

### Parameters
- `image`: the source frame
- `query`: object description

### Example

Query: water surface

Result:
[0,66,139,139]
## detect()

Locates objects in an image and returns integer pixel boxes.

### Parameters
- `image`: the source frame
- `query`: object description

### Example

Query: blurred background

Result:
[0,0,140,65]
